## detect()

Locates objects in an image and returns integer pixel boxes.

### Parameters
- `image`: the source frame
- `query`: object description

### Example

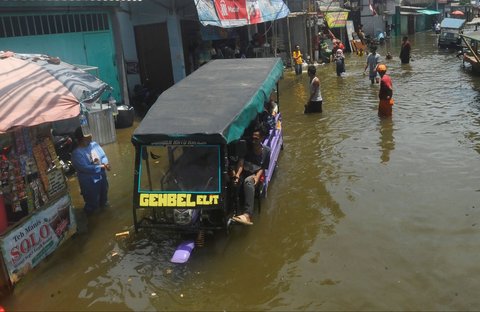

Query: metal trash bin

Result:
[87,106,116,145]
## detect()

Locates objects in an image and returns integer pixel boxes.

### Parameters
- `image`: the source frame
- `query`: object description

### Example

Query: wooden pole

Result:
[303,1,308,63]
[287,0,293,68]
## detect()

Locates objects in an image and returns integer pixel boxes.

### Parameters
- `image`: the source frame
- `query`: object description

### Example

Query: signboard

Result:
[139,193,220,208]
[215,0,248,26]
[325,12,349,28]
[0,195,76,284]
[346,20,355,51]
[195,0,290,28]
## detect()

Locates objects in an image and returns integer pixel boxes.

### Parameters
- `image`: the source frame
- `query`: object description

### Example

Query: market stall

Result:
[0,51,110,293]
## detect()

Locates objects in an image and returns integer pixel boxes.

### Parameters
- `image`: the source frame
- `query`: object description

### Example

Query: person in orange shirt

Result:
[292,45,303,75]
[377,64,394,117]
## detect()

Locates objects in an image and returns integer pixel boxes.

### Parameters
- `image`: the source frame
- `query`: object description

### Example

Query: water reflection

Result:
[378,119,395,163]
[6,32,480,311]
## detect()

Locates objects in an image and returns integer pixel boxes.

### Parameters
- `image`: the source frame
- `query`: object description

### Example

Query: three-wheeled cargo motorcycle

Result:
[131,58,284,238]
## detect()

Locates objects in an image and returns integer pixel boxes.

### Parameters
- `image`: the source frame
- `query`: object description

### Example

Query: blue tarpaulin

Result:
[440,17,466,29]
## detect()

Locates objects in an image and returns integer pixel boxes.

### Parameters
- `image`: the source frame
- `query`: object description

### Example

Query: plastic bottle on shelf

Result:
[108,95,119,116]
[79,113,91,137]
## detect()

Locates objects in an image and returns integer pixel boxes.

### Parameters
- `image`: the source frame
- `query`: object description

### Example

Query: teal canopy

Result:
[132,58,284,145]
[417,9,441,15]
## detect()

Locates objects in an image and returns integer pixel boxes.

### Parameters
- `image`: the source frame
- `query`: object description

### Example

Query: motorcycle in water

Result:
[131,80,162,115]
[52,132,75,176]
[377,32,385,44]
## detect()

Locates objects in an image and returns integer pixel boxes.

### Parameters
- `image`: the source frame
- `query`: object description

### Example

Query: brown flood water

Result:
[4,32,480,311]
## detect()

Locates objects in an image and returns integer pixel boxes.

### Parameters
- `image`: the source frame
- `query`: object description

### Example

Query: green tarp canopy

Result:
[417,9,441,15]
[132,58,284,145]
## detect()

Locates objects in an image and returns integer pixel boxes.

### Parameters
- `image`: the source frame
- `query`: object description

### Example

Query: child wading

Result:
[334,49,345,76]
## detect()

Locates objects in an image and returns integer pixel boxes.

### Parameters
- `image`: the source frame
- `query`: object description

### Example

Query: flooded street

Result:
[4,31,480,311]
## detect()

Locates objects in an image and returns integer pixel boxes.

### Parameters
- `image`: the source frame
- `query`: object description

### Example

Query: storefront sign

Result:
[215,0,248,26]
[325,12,349,28]
[0,195,76,284]
[195,0,290,28]
[346,20,355,51]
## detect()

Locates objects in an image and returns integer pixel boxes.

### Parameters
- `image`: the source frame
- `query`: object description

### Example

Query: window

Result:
[0,13,110,38]
[139,145,221,193]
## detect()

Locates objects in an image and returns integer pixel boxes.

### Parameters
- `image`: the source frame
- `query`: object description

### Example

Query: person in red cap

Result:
[377,64,394,117]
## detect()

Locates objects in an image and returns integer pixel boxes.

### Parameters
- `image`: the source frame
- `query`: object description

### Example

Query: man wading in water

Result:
[304,65,323,113]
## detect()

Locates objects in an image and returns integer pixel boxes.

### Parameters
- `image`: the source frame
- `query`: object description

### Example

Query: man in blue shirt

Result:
[71,127,111,215]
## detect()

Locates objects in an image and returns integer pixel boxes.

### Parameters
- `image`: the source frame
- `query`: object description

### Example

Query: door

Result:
[84,32,121,101]
[408,15,415,34]
[134,23,174,96]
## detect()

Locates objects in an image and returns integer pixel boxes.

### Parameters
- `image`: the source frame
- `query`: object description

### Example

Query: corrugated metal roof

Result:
[461,33,480,42]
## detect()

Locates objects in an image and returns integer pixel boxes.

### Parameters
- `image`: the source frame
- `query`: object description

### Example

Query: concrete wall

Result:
[117,4,141,97]
[360,0,400,37]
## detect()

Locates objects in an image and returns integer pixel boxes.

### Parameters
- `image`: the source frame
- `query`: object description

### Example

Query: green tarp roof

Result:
[132,58,284,145]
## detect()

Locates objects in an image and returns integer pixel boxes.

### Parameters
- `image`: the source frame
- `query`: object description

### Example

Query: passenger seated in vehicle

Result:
[227,140,247,207]
[258,90,278,133]
[266,90,278,115]
[232,125,270,225]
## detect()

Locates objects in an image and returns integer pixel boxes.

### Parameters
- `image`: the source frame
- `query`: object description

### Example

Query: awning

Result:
[467,17,480,25]
[417,9,441,15]
[0,52,109,133]
[400,12,422,15]
[194,0,290,28]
